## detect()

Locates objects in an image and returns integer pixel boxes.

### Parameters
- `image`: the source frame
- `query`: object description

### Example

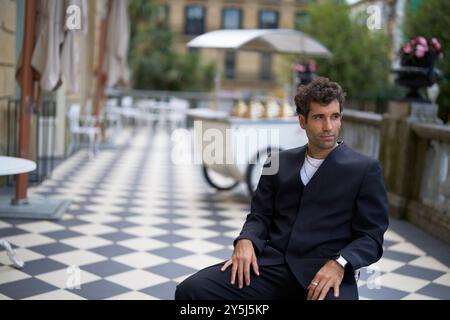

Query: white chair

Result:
[67,104,101,158]
[168,97,189,130]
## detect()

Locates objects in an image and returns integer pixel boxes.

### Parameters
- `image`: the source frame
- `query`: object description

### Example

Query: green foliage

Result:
[128,0,215,91]
[294,0,396,103]
[404,0,450,122]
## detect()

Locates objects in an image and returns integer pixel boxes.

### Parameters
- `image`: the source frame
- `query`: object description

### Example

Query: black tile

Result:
[57,219,89,228]
[90,244,134,258]
[43,229,83,240]
[393,265,445,281]
[416,283,450,300]
[358,285,409,300]
[29,242,77,256]
[382,250,421,263]
[81,260,133,277]
[208,248,233,261]
[20,258,67,276]
[106,220,139,229]
[99,231,136,242]
[0,278,58,299]
[111,211,140,218]
[146,263,197,279]
[149,247,193,260]
[207,224,235,233]
[207,235,234,246]
[67,279,129,299]
[0,227,28,238]
[154,223,186,231]
[153,234,190,244]
[140,281,178,300]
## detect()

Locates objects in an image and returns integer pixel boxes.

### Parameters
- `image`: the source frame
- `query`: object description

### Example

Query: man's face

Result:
[298,99,343,151]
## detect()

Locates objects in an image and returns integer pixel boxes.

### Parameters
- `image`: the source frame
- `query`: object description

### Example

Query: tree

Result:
[404,0,450,122]
[128,0,215,91]
[292,0,394,106]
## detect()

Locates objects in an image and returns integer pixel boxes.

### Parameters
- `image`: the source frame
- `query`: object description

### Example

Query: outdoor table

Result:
[0,156,36,268]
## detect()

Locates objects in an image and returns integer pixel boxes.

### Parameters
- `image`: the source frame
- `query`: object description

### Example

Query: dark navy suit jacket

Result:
[234,142,389,299]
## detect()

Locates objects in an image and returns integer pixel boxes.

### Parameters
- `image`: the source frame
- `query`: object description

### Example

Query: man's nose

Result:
[323,118,333,131]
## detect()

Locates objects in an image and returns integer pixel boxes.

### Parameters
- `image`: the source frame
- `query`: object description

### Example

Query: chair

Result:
[67,104,101,158]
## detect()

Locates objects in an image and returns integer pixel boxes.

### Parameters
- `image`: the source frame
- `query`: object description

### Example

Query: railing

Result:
[1,95,59,185]
[412,123,450,214]
[341,109,382,160]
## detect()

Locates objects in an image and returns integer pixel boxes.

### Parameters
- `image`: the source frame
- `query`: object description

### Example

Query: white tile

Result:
[223,230,241,239]
[84,204,124,214]
[433,273,450,286]
[377,272,429,292]
[174,240,223,254]
[16,221,65,234]
[113,252,169,269]
[118,238,168,251]
[106,291,158,300]
[174,228,220,240]
[367,257,404,273]
[388,242,426,256]
[384,230,405,243]
[174,217,215,228]
[174,254,223,270]
[0,221,12,229]
[0,248,44,265]
[0,266,31,285]
[24,289,86,300]
[36,268,100,289]
[106,270,169,290]
[220,219,246,229]
[61,236,113,250]
[6,233,54,248]
[409,256,450,273]
[78,214,121,224]
[71,224,117,236]
[49,250,106,266]
[127,216,169,226]
[0,293,12,300]
[122,226,168,238]
[402,293,438,300]
[173,273,196,284]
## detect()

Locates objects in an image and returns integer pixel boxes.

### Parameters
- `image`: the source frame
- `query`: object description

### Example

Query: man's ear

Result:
[299,115,306,129]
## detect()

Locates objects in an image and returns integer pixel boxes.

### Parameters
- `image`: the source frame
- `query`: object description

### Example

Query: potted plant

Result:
[393,36,444,101]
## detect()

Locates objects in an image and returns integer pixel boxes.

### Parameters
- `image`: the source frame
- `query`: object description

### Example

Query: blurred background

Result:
[0,0,449,300]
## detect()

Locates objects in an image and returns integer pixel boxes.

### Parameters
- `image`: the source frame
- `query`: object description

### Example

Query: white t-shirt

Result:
[300,154,325,186]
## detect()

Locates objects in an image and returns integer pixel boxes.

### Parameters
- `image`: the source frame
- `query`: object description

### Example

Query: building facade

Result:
[159,0,313,94]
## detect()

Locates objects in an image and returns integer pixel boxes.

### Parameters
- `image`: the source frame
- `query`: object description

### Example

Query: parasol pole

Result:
[93,0,110,124]
[13,0,37,204]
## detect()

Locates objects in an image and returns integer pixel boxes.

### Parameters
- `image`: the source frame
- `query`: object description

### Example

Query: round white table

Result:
[0,156,36,269]
[0,156,37,176]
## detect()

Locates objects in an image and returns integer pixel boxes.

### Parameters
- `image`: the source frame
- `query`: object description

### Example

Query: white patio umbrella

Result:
[102,0,130,87]
[187,29,332,107]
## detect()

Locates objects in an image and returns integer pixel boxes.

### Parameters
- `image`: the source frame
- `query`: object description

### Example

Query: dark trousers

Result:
[175,262,307,300]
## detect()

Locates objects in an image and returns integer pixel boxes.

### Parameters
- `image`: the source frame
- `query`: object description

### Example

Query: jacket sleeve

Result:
[339,160,389,270]
[233,157,278,255]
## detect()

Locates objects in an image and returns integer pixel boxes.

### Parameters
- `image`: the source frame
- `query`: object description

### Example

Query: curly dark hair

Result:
[294,77,346,121]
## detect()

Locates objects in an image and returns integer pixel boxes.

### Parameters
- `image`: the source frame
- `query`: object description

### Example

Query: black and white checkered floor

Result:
[0,128,449,300]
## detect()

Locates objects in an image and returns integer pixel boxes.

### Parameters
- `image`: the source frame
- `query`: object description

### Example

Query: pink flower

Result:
[431,38,442,50]
[417,36,427,46]
[403,44,412,54]
[416,46,426,58]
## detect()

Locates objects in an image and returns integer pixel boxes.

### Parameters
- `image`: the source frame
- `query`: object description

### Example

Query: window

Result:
[295,11,310,30]
[222,8,242,29]
[259,10,279,29]
[185,5,205,35]
[260,53,272,80]
[225,51,236,79]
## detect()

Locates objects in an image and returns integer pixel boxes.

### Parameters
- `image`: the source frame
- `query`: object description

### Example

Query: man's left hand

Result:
[307,260,345,300]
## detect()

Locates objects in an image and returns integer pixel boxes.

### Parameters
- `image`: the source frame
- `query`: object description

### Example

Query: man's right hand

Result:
[220,239,260,289]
